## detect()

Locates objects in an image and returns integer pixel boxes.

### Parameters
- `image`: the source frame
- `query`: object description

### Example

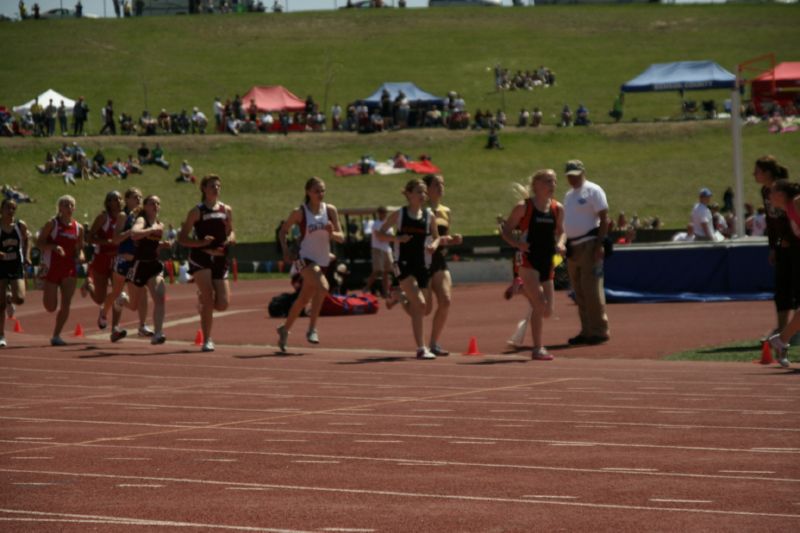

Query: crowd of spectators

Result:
[494,65,556,92]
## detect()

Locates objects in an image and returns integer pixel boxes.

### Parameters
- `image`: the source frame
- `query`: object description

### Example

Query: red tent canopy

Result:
[241,86,306,113]
[751,62,800,115]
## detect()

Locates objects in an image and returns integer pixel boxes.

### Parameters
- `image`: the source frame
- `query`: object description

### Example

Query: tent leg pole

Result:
[731,88,745,238]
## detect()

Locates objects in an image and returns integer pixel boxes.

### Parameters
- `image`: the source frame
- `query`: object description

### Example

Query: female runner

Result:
[127,195,170,345]
[83,191,123,330]
[37,195,85,346]
[767,179,800,368]
[501,169,565,360]
[0,199,31,347]
[377,178,440,359]
[178,175,235,352]
[422,174,462,356]
[276,177,344,352]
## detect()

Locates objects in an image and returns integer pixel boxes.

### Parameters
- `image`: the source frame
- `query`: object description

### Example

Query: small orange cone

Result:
[13,318,23,333]
[194,329,204,346]
[756,341,773,365]
[463,336,482,356]
[73,323,85,338]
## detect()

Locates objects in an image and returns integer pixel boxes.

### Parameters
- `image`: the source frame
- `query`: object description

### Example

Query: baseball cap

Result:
[699,187,713,198]
[565,160,585,176]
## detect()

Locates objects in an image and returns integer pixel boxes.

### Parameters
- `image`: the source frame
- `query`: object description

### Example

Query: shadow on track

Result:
[336,356,409,365]
[235,352,305,359]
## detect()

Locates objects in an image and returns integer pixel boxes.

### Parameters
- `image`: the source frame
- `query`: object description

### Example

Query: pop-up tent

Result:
[621,61,736,93]
[751,62,800,115]
[240,86,306,113]
[357,82,444,107]
[620,61,745,236]
[13,89,76,114]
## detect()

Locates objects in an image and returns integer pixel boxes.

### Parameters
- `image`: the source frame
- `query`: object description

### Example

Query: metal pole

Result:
[731,85,745,238]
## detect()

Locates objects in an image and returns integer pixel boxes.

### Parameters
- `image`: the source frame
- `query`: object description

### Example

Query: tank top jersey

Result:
[395,206,431,268]
[761,186,799,246]
[193,202,228,250]
[43,218,79,269]
[95,212,118,255]
[134,217,161,261]
[430,204,450,269]
[785,199,800,239]
[0,222,24,269]
[117,209,137,256]
[298,202,331,267]
[519,198,557,259]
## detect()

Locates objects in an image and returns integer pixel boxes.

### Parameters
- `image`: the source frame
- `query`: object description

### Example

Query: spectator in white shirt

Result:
[691,188,715,241]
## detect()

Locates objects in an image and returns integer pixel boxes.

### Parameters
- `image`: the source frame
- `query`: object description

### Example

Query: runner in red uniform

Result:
[37,195,85,346]
[83,191,123,330]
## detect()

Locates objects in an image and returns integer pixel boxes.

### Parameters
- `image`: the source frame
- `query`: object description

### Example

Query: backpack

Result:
[320,293,380,316]
[268,292,299,318]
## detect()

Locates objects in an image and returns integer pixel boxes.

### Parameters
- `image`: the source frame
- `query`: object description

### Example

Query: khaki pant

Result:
[567,240,609,338]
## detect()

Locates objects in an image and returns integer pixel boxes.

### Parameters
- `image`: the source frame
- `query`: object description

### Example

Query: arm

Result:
[427,211,441,253]
[111,212,130,245]
[76,224,86,263]
[500,202,528,253]
[177,207,213,249]
[376,210,410,244]
[439,207,462,246]
[223,205,236,248]
[36,219,63,255]
[595,208,609,261]
[555,203,566,256]
[278,208,302,263]
[325,205,345,244]
[86,213,109,247]
[130,217,153,240]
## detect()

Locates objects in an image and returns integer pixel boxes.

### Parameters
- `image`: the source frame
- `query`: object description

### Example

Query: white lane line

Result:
[407,423,441,427]
[353,440,403,444]
[176,438,219,442]
[650,498,712,504]
[490,410,528,413]
[719,470,776,474]
[199,459,237,463]
[522,495,578,500]
[13,482,58,486]
[449,441,495,445]
[527,397,562,400]
[549,443,596,447]
[328,423,366,426]
[4,471,800,520]
[14,437,53,441]
[292,460,339,464]
[603,468,659,472]
[105,458,151,461]
[225,487,272,491]
[658,411,697,415]
[83,309,254,339]
[751,447,800,453]
[173,421,210,425]
[126,407,157,410]
[116,484,164,488]
[638,387,675,391]
[321,529,376,532]
[412,409,453,413]
[60,407,92,410]
[264,439,308,443]
[10,457,53,460]
[573,410,615,414]
[495,424,526,428]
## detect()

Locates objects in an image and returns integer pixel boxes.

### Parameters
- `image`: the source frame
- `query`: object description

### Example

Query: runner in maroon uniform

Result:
[37,195,86,346]
[0,199,31,348]
[82,191,123,330]
[178,175,235,352]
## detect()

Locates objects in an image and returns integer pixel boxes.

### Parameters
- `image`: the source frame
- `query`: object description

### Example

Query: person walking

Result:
[276,178,344,353]
[0,199,31,347]
[562,160,610,345]
[178,175,235,352]
[37,195,85,346]
[501,169,565,360]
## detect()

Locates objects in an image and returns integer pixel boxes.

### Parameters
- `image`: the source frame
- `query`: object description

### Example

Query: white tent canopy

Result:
[12,89,76,115]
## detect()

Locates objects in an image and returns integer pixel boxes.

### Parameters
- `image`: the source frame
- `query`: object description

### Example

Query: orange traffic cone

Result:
[73,323,85,338]
[756,341,773,365]
[13,318,23,333]
[463,336,482,356]
[194,329,204,346]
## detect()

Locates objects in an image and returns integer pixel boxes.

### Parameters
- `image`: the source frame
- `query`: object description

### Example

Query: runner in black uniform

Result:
[178,175,235,352]
[377,179,440,360]
[0,199,31,347]
[129,195,170,345]
[422,174,463,356]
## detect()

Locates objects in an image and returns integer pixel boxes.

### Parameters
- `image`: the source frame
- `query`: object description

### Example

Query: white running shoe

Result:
[97,309,108,330]
[201,339,215,352]
[138,325,155,337]
[416,347,436,360]
[768,334,791,368]
[114,291,129,312]
[150,333,166,345]
[276,325,288,353]
[0,337,7,348]
[306,328,320,344]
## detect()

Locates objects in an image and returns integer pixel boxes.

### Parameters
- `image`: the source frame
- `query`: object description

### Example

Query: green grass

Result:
[3,5,800,241]
[665,339,797,363]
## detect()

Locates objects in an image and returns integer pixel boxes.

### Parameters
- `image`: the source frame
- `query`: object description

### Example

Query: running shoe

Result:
[416,347,436,360]
[114,291,129,312]
[503,277,523,300]
[430,343,450,356]
[138,325,155,337]
[97,309,108,330]
[532,347,554,361]
[276,325,288,353]
[0,337,6,348]
[201,339,215,353]
[150,333,166,345]
[768,334,791,368]
[50,336,66,346]
[110,328,127,343]
[79,279,93,298]
[306,328,320,344]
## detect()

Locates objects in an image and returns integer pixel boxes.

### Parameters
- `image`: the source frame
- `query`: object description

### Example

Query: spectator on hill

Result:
[232,95,243,120]
[305,95,316,115]
[30,99,43,137]
[213,97,223,132]
[575,104,591,126]
[609,93,624,122]
[72,97,89,136]
[259,111,274,132]
[75,1,83,17]
[226,114,241,136]
[530,107,543,128]
[2,184,34,204]
[517,108,529,127]
[19,1,27,19]
[43,99,56,136]
[139,110,157,135]
[137,142,150,164]
[671,223,696,242]
[691,188,715,241]
[279,110,290,135]
[560,104,572,128]
[370,109,384,132]
[100,100,116,135]
[150,143,169,170]
[486,127,502,150]
[126,154,142,174]
[248,99,258,122]
[191,107,208,134]
[57,101,68,135]
[331,103,342,131]
[157,109,171,133]
[394,91,409,128]
[175,160,195,183]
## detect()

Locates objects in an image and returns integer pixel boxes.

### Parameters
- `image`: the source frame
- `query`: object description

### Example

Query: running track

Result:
[1,280,797,532]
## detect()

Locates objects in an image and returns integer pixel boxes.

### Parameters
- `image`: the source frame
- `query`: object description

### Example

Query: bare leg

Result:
[283,266,320,333]
[53,278,77,338]
[307,271,329,333]
[400,276,426,349]
[519,267,547,350]
[147,275,166,336]
[194,269,215,341]
[428,270,452,348]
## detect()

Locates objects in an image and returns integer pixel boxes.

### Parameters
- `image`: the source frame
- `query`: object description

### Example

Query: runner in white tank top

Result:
[276,178,344,353]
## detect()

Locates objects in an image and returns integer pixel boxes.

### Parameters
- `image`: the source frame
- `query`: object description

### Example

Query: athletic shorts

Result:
[395,260,430,289]
[0,260,23,280]
[43,259,77,285]
[517,251,554,283]
[429,250,448,275]
[89,252,115,279]
[370,247,393,274]
[189,250,229,280]
[128,260,164,287]
[114,255,134,277]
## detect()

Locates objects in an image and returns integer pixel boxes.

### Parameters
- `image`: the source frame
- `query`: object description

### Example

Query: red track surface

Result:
[1,280,797,532]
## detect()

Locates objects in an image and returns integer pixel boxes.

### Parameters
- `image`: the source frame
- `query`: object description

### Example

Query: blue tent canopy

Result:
[621,61,736,93]
[358,82,444,106]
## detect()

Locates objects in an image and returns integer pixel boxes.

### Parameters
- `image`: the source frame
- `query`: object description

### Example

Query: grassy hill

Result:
[2,5,799,241]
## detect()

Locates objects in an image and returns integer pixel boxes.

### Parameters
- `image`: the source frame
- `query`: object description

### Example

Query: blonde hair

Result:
[56,194,76,213]
[511,169,556,201]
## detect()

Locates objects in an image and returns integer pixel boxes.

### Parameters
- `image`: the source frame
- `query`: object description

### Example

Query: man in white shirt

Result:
[563,160,610,345]
[363,206,394,301]
[691,188,715,241]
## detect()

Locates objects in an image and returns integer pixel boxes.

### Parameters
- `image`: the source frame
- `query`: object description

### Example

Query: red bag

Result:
[320,293,380,316]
